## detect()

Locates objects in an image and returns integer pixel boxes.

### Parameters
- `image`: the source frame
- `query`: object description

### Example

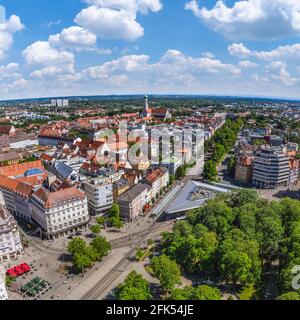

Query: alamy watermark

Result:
[93,121,205,175]
[291,265,300,291]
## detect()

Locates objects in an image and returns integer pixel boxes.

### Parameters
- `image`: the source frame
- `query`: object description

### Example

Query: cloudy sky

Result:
[2,0,300,100]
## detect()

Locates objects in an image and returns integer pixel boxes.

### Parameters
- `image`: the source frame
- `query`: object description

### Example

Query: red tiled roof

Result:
[32,187,86,209]
[0,176,33,198]
[145,167,168,185]
[0,125,14,135]
[0,160,45,177]
[40,153,54,162]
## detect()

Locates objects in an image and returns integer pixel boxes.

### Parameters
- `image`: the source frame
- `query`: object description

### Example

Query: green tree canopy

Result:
[151,255,181,292]
[115,271,153,300]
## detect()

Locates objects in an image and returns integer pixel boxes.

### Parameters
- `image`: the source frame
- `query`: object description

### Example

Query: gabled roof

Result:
[0,151,21,162]
[0,176,34,198]
[40,153,54,162]
[117,183,149,203]
[0,160,45,177]
[32,187,86,209]
[144,167,168,185]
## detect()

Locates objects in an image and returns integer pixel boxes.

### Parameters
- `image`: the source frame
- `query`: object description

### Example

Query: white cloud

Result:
[238,60,259,68]
[81,49,241,86]
[22,41,75,79]
[0,14,24,59]
[186,0,300,40]
[84,0,162,14]
[82,54,149,79]
[266,61,297,86]
[23,41,74,67]
[30,66,65,79]
[75,6,143,41]
[229,42,300,61]
[49,26,97,51]
[75,0,163,41]
[0,62,20,80]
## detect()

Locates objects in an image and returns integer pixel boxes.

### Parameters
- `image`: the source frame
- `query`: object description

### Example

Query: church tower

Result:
[143,95,151,117]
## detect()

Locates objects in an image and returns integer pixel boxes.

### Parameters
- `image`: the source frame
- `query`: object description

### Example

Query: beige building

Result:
[144,167,169,200]
[235,156,253,184]
[117,183,149,222]
[31,187,89,239]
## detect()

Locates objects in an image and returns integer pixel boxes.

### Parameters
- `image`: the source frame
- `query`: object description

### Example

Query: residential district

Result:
[1,96,300,301]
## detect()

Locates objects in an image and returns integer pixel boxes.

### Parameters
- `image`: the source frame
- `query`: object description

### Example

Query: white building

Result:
[30,187,89,240]
[50,99,69,107]
[144,167,169,200]
[0,177,33,222]
[9,132,38,149]
[83,180,113,216]
[253,146,290,189]
[0,196,23,262]
[0,282,8,300]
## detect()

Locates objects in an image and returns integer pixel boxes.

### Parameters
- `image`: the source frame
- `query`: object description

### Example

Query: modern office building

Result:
[82,180,113,215]
[252,146,290,189]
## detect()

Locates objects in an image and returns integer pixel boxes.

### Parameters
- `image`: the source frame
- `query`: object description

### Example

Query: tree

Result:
[176,166,186,180]
[91,236,111,261]
[230,189,259,208]
[211,143,225,163]
[170,285,221,300]
[68,237,87,256]
[73,252,93,271]
[108,203,123,229]
[169,174,175,185]
[68,237,108,272]
[236,203,258,238]
[110,215,124,229]
[193,200,234,237]
[90,224,101,235]
[151,255,181,293]
[108,203,120,218]
[170,287,193,300]
[202,160,218,181]
[115,271,152,300]
[192,285,221,300]
[250,202,283,261]
[218,229,261,286]
[227,156,236,177]
[96,217,106,226]
[276,292,300,300]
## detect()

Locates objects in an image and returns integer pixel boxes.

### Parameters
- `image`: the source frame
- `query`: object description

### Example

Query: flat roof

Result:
[165,181,229,214]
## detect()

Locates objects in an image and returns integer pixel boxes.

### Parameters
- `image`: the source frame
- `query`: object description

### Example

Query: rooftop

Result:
[0,176,34,198]
[117,183,149,202]
[32,187,86,209]
[0,160,45,178]
[165,181,229,214]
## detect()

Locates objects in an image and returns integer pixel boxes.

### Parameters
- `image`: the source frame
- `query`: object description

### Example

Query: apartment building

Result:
[0,202,23,262]
[83,180,113,215]
[235,154,254,184]
[30,187,89,239]
[117,183,149,222]
[252,146,290,189]
[144,167,169,200]
[0,176,33,222]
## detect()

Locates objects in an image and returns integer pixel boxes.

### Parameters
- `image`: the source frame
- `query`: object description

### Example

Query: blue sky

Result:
[2,0,300,99]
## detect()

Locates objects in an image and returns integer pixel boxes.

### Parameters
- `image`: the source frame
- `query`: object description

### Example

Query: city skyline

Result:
[2,1,300,100]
